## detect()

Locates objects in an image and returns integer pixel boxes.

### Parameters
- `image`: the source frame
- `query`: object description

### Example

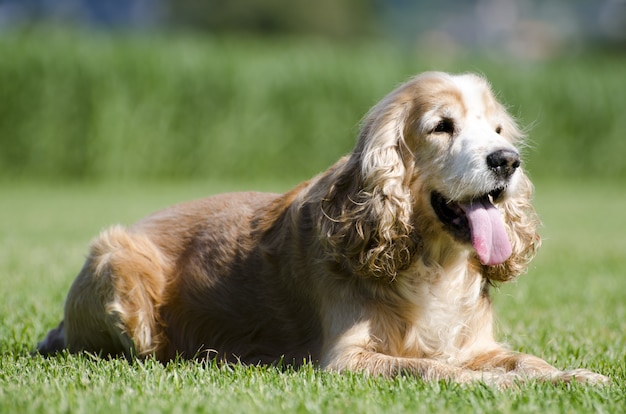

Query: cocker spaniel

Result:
[38,71,608,386]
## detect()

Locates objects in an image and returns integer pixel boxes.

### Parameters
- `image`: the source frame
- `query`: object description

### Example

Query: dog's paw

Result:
[556,369,610,385]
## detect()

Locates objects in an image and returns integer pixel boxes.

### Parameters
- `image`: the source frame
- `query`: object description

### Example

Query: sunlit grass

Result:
[0,180,624,413]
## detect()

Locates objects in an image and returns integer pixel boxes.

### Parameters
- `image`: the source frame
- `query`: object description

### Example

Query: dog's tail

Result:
[36,320,67,355]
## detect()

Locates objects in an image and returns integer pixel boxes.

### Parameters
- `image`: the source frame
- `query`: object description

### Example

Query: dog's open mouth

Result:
[430,188,511,266]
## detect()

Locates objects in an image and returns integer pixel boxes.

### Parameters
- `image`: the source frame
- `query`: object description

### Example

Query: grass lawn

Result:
[0,180,624,413]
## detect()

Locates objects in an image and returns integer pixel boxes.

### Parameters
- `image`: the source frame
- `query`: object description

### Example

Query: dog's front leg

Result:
[317,309,515,386]
[322,345,514,387]
[465,349,609,385]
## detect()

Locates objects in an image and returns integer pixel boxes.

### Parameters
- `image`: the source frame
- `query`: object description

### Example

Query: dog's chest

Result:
[392,264,486,361]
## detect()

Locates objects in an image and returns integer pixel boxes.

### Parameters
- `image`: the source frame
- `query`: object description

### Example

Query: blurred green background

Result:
[0,0,625,184]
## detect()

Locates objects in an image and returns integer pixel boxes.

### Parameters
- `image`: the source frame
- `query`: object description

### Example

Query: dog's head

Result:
[320,72,540,282]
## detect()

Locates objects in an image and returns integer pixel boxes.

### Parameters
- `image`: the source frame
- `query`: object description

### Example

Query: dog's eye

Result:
[433,119,454,134]
[495,126,502,134]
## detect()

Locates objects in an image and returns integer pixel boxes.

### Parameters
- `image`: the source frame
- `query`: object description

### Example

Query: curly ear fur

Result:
[319,102,416,280]
[483,172,541,282]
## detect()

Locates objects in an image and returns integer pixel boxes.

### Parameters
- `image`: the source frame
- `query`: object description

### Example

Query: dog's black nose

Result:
[487,149,520,178]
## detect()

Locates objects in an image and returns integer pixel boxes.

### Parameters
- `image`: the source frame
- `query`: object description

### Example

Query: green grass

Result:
[0,180,624,413]
[0,29,625,182]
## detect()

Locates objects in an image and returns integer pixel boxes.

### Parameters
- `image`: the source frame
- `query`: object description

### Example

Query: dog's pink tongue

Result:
[459,198,511,266]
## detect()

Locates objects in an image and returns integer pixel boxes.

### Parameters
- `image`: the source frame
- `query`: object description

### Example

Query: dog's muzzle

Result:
[430,188,512,266]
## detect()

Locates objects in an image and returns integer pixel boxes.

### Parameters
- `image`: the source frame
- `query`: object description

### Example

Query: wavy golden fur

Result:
[38,72,607,387]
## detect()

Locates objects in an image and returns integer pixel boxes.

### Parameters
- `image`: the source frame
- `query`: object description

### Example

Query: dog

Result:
[37,71,608,386]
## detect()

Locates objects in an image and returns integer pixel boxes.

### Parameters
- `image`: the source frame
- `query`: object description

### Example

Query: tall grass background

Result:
[1,29,625,183]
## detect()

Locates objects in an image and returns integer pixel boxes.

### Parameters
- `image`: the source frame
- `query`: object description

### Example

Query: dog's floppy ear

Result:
[483,171,541,282]
[319,98,415,280]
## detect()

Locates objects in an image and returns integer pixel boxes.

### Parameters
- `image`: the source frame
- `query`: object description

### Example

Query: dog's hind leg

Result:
[38,226,169,359]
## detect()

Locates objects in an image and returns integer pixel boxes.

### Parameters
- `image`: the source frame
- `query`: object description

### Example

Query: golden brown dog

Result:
[38,72,608,386]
